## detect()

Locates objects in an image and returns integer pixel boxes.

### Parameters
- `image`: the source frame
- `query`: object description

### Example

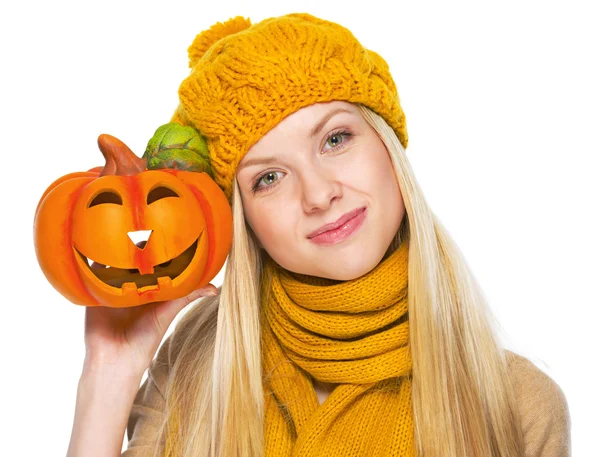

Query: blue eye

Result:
[324,129,352,152]
[250,128,354,194]
[251,171,284,194]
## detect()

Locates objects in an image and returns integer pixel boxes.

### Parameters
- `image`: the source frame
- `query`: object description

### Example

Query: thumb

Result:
[154,287,217,330]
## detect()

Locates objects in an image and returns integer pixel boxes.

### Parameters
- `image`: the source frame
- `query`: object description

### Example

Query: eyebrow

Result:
[237,107,353,172]
[309,107,353,138]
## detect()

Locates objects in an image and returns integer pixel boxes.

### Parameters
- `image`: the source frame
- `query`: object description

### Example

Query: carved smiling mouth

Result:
[74,235,200,289]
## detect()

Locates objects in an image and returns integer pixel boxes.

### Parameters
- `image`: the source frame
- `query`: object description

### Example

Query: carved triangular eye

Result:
[89,191,123,207]
[147,186,179,205]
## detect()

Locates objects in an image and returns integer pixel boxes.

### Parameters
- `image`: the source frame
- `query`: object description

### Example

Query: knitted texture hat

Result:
[171,13,408,202]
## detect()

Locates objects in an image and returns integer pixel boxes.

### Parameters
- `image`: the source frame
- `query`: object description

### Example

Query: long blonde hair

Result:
[152,104,525,457]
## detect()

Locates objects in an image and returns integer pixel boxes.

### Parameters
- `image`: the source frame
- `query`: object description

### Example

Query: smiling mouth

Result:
[74,236,200,289]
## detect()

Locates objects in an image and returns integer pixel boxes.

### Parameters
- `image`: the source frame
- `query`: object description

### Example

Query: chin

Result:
[268,238,388,280]
[305,249,384,281]
[318,261,378,281]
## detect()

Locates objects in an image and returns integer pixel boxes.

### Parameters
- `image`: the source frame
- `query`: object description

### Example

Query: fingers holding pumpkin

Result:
[150,284,219,334]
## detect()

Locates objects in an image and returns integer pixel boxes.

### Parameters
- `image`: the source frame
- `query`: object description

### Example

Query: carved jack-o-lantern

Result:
[34,126,232,307]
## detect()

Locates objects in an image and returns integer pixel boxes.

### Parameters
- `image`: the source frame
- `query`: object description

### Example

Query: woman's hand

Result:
[67,285,218,457]
[82,284,218,378]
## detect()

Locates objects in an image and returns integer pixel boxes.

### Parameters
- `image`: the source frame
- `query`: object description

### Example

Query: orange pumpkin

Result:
[34,133,232,308]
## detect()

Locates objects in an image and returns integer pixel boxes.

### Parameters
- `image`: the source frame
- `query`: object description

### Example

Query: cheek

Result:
[245,201,293,247]
[348,143,402,213]
[344,149,392,191]
[378,162,401,196]
[371,143,398,190]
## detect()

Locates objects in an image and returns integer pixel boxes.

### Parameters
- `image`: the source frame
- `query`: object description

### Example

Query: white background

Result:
[1,0,598,455]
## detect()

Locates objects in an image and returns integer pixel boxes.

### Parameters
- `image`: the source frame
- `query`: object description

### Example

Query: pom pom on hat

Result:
[187,16,253,68]
[172,13,408,203]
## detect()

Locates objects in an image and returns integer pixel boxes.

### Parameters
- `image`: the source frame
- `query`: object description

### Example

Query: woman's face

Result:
[236,101,405,280]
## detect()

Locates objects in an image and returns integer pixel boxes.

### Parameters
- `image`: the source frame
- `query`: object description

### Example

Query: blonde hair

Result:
[151,105,525,457]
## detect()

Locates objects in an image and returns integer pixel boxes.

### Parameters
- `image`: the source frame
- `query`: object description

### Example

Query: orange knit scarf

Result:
[260,239,413,456]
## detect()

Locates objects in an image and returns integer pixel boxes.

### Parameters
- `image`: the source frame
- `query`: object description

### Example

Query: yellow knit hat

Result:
[171,13,408,202]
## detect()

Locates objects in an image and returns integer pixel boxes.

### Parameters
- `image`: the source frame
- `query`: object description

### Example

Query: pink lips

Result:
[307,207,367,245]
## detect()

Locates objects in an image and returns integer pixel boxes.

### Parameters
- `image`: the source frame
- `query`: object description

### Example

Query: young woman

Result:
[66,14,570,457]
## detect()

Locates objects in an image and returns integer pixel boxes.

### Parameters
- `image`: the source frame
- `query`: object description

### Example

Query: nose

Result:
[127,230,153,249]
[300,166,342,213]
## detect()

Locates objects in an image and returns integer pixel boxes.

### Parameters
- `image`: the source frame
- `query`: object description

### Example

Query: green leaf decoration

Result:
[142,123,213,178]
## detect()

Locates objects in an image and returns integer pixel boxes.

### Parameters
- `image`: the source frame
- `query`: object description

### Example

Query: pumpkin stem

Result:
[98,134,146,176]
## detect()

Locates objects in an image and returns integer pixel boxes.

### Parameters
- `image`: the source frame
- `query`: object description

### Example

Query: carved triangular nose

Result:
[127,230,153,249]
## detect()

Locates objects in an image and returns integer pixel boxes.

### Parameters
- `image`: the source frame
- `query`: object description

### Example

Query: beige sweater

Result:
[122,335,571,457]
